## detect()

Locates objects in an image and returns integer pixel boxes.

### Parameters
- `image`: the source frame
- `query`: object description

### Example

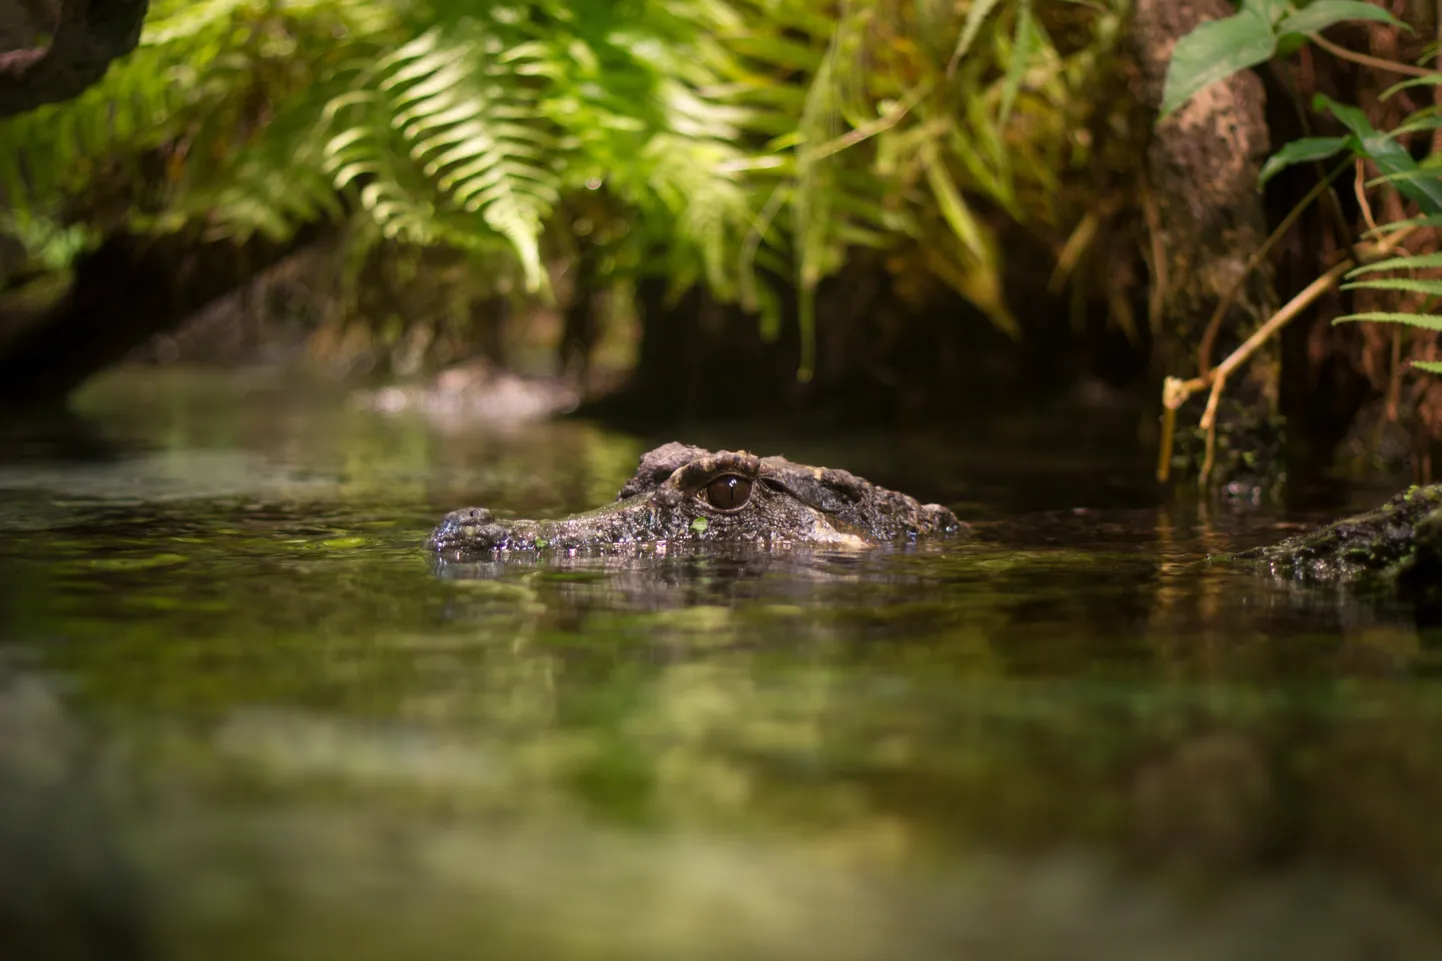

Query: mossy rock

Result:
[1230,486,1442,603]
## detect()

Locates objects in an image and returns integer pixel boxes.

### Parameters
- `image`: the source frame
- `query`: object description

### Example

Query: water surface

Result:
[1,367,1439,961]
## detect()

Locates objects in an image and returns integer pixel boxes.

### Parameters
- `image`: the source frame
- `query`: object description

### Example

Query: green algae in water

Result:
[87,552,191,571]
[5,368,1442,960]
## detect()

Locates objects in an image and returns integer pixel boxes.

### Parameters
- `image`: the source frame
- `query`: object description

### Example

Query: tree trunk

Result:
[0,226,321,405]
[0,0,149,118]
[1131,0,1284,488]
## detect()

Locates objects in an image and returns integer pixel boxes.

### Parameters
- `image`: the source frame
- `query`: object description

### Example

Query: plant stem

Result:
[1309,32,1437,78]
[1162,225,1420,485]
[1196,259,1353,482]
[1197,158,1348,373]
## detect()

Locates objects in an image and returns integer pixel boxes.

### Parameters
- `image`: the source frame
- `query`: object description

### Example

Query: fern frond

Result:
[319,24,559,289]
[1349,252,1442,275]
[1334,312,1442,331]
[1342,278,1442,297]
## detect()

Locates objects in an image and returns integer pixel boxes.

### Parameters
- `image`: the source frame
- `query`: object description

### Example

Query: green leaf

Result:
[690,517,709,534]
[727,36,823,72]
[1315,93,1442,213]
[1161,7,1277,117]
[1312,93,1379,138]
[921,140,984,259]
[1388,116,1442,137]
[948,0,1004,74]
[997,0,1037,128]
[1245,0,1294,25]
[1333,311,1442,330]
[1369,213,1442,234]
[1381,73,1442,101]
[1342,278,1442,297]
[1277,1,1408,38]
[1412,360,1442,375]
[1367,167,1442,191]
[1258,135,1350,186]
[1348,251,1442,276]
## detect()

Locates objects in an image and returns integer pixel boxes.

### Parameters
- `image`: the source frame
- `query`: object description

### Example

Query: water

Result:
[2,366,1440,961]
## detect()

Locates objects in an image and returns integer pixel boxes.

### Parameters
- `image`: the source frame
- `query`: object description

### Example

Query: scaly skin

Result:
[428,443,964,556]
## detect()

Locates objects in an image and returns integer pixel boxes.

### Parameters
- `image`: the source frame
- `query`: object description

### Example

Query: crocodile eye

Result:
[703,474,753,510]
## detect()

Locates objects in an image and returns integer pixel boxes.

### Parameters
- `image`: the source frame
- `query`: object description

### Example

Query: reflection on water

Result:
[1,367,1441,960]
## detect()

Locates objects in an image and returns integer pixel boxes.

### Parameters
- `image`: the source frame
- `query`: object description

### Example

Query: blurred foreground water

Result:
[1,366,1440,961]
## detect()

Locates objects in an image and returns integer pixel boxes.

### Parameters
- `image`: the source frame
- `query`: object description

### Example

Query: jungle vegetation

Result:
[1156,0,1442,482]
[2,0,1442,484]
[0,0,1131,373]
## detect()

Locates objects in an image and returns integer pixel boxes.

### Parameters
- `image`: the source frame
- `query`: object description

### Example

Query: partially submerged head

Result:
[428,442,964,556]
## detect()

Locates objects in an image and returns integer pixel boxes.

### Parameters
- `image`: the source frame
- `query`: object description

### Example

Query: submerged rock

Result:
[1233,486,1442,605]
[355,360,579,425]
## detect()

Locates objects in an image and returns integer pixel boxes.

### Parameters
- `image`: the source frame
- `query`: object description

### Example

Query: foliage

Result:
[0,0,1129,375]
[1161,0,1405,116]
[1162,1,1442,390]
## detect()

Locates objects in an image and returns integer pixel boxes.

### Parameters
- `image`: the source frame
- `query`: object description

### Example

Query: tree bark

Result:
[0,227,321,404]
[0,0,149,118]
[1131,0,1284,487]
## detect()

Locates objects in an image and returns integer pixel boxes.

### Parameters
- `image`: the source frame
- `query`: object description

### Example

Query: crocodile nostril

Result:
[463,508,493,523]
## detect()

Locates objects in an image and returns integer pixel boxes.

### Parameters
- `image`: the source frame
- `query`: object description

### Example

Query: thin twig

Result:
[1354,157,1379,235]
[1196,260,1353,483]
[1198,372,1226,484]
[1161,225,1420,485]
[1309,32,1437,77]
[1156,406,1177,482]
[1197,159,1347,373]
[1214,261,1353,383]
[1271,48,1364,267]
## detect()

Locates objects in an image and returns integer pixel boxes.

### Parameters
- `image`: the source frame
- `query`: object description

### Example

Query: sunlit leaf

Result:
[1333,311,1442,330]
[1348,252,1442,276]
[1342,278,1442,297]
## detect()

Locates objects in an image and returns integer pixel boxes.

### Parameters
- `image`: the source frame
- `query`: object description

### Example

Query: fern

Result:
[0,0,1132,366]
[322,22,559,287]
[0,0,240,215]
[1338,258,1442,350]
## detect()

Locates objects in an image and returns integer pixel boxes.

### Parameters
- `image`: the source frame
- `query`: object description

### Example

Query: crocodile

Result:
[428,442,964,556]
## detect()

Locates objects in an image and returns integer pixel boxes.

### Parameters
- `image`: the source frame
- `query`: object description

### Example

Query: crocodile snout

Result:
[427,507,511,552]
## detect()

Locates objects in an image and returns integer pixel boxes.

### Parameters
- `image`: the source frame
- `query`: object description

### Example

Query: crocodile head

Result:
[428,442,964,556]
